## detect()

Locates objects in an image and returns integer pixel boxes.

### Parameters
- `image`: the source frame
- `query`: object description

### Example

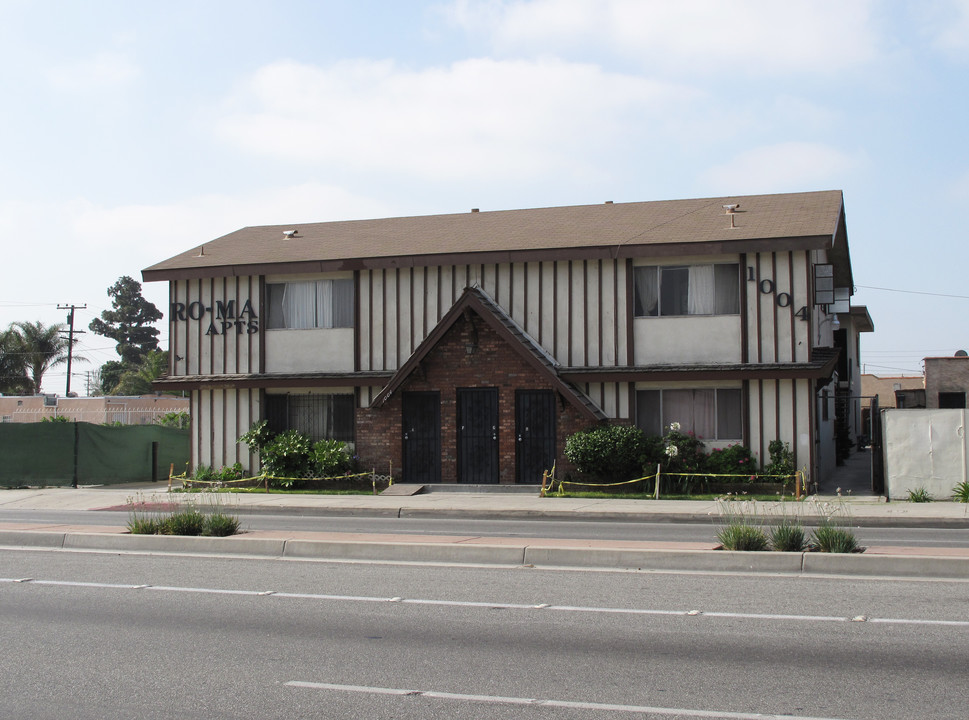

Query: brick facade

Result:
[356,311,593,483]
[924,357,969,409]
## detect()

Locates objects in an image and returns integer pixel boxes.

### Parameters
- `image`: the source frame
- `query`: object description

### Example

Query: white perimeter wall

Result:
[882,409,967,500]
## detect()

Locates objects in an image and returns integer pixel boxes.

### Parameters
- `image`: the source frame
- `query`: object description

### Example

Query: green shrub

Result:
[240,421,314,484]
[717,523,769,551]
[204,513,241,537]
[163,507,206,536]
[763,439,795,479]
[811,524,858,553]
[769,520,806,552]
[564,424,649,480]
[157,411,190,429]
[311,439,354,477]
[704,444,758,478]
[907,487,933,503]
[41,415,71,423]
[953,481,969,503]
[127,516,165,535]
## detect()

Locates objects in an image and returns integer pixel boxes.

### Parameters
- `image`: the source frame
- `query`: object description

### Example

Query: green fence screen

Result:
[0,423,190,487]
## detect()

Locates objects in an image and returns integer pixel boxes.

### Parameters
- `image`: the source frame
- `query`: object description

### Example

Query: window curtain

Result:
[332,279,355,327]
[316,280,334,328]
[283,281,316,329]
[634,267,658,316]
[688,265,715,315]
[714,264,740,314]
[662,390,694,433]
[692,390,716,439]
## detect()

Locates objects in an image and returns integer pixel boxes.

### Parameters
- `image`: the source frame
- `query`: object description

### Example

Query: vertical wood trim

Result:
[354,270,361,372]
[758,379,765,464]
[220,277,227,375]
[257,277,265,374]
[509,262,515,319]
[787,251,796,361]
[538,260,545,347]
[626,259,634,366]
[381,269,387,371]
[552,261,558,358]
[567,261,574,366]
[422,266,429,344]
[583,260,589,367]
[195,279,203,376]
[805,251,814,359]
[613,260,619,367]
[771,253,779,362]
[597,260,603,366]
[395,268,401,368]
[367,271,374,372]
[742,379,750,447]
[524,262,530,336]
[755,254,763,364]
[409,267,415,354]
[791,377,799,468]
[774,379,781,442]
[208,279,215,376]
[436,266,443,322]
[739,255,749,364]
[221,388,227,465]
[169,282,177,375]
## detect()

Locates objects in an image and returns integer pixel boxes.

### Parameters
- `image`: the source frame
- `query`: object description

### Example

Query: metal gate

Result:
[457,388,499,484]
[516,389,556,484]
[402,391,441,483]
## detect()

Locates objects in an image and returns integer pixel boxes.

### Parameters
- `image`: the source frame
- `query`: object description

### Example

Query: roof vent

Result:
[956,350,968,357]
[722,203,740,229]
[283,230,298,238]
[605,200,613,204]
[471,208,479,213]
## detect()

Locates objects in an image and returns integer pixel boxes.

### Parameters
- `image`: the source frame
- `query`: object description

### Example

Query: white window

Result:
[636,388,743,440]
[634,264,739,317]
[266,279,354,329]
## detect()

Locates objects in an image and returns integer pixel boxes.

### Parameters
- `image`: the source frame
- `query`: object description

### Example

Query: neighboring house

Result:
[143,190,871,485]
[861,374,925,409]
[0,395,189,425]
[923,355,969,409]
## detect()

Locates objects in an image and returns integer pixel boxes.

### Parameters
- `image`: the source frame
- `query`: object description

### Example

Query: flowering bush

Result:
[704,444,757,477]
[661,423,706,474]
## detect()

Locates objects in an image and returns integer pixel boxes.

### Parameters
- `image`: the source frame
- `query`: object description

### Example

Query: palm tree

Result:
[13,320,85,395]
[0,327,31,394]
[113,350,169,395]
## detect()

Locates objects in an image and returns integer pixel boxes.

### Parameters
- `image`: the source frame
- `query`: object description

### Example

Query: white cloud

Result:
[0,184,389,332]
[216,56,694,180]
[699,142,860,195]
[446,0,882,75]
[925,0,969,58]
[46,51,141,92]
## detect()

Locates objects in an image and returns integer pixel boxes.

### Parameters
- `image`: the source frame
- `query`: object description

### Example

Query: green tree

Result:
[12,320,84,394]
[88,276,162,366]
[113,350,169,395]
[0,327,31,394]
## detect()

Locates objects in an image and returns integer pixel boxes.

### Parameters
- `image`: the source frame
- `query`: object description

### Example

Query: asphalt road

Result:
[2,549,967,719]
[2,507,968,548]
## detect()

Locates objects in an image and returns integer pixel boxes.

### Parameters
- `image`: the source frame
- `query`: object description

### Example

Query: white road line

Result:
[285,680,853,720]
[3,576,968,628]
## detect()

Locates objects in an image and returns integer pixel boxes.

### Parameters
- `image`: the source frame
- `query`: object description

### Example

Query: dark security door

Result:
[516,390,556,484]
[402,391,441,483]
[457,388,499,484]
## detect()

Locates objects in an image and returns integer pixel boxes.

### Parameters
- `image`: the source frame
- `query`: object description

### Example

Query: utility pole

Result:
[58,304,86,396]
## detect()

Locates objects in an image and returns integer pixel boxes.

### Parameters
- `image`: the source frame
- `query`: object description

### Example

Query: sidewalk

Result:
[2,482,969,579]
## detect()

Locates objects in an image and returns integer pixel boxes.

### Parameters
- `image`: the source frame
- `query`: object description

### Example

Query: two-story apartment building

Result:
[143,190,870,485]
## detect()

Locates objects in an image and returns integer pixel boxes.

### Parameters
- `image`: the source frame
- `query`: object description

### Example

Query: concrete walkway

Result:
[2,481,969,578]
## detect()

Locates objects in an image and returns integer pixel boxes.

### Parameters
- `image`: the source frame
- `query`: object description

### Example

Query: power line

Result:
[856,285,969,300]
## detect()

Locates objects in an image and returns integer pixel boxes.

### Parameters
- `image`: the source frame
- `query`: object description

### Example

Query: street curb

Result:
[3,529,969,578]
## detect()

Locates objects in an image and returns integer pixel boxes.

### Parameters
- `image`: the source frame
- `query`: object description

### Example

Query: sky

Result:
[1,0,967,393]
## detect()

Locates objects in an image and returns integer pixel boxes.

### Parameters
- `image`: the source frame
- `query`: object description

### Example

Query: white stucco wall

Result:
[882,409,968,500]
[264,328,355,372]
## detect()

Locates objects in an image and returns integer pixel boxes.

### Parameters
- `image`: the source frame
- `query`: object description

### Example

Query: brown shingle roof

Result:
[143,190,846,281]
